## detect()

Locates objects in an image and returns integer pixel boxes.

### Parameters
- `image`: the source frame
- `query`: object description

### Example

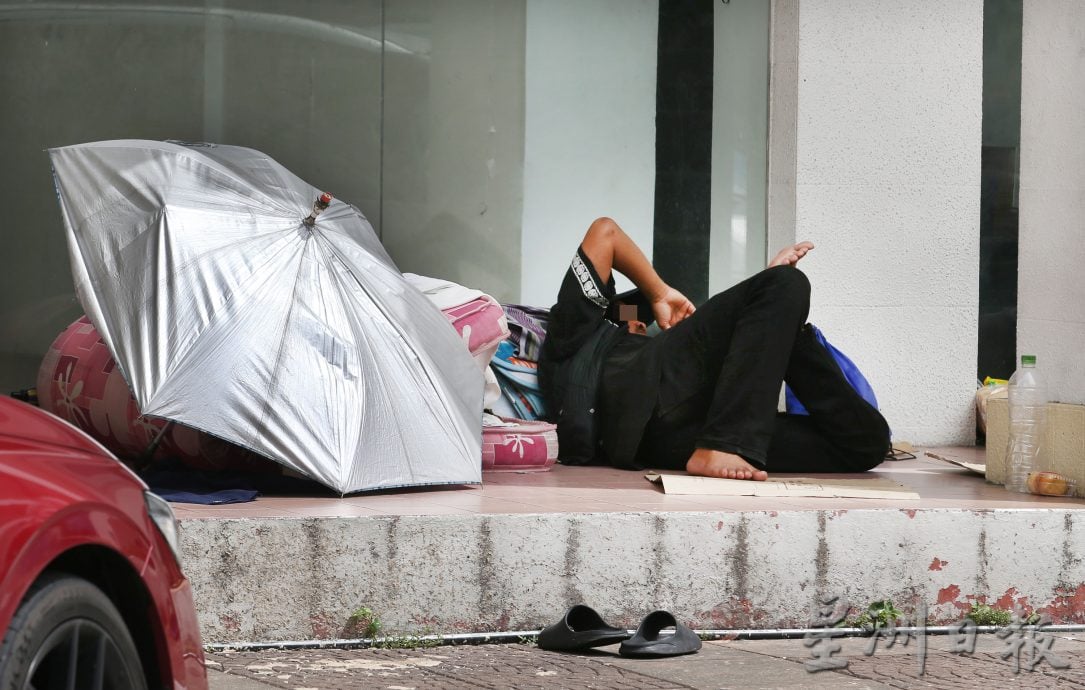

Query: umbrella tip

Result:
[303,192,334,227]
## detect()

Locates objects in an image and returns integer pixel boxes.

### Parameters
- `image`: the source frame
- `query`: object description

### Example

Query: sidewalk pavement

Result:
[206,631,1085,689]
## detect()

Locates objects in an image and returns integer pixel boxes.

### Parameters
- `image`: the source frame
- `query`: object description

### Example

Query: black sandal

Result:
[618,610,702,658]
[537,604,631,651]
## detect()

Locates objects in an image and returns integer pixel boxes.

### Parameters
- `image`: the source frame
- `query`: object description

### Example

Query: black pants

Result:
[628,266,890,472]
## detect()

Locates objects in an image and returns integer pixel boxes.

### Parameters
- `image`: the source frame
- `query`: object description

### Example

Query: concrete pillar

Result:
[1018,0,1085,405]
[771,0,984,445]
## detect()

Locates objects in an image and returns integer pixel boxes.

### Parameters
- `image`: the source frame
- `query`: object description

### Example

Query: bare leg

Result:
[686,448,768,481]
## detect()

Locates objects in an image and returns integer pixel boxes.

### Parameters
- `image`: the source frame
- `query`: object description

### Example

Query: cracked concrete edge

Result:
[180,509,1085,644]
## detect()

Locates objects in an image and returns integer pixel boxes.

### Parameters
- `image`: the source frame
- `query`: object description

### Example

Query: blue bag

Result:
[785,325,879,415]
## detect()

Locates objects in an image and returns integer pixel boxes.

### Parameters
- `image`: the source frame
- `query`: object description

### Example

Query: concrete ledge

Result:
[180,507,1085,644]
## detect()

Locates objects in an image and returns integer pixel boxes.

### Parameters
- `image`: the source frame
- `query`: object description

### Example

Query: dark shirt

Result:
[538,248,660,467]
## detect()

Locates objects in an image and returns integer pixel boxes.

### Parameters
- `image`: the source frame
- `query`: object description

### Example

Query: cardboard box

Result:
[986,398,1085,497]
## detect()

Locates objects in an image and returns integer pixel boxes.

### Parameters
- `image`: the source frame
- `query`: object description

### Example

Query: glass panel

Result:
[382,0,525,304]
[709,0,770,294]
[212,1,383,229]
[0,1,381,392]
[521,0,658,306]
[0,1,773,394]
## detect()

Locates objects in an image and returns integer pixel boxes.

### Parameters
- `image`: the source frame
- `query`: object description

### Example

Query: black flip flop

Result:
[618,610,702,658]
[537,604,631,651]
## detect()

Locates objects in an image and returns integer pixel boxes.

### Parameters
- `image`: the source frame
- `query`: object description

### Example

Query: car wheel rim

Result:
[24,618,135,690]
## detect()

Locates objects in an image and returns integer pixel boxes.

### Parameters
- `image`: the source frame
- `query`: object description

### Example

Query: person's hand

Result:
[768,241,815,268]
[650,285,695,330]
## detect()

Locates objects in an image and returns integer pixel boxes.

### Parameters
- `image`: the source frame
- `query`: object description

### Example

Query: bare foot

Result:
[686,448,768,481]
[768,241,815,268]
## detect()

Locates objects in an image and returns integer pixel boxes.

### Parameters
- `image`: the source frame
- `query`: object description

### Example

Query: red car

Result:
[0,397,207,689]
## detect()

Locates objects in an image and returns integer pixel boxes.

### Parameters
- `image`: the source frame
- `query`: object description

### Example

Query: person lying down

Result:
[538,217,890,481]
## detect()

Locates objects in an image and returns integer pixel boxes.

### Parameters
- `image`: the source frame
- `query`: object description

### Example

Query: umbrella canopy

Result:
[48,139,483,493]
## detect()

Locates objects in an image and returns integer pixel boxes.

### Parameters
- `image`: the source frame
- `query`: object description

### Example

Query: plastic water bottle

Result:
[1005,355,1046,493]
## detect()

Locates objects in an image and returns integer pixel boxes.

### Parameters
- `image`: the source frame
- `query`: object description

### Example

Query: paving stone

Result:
[608,642,889,689]
[208,668,280,689]
[205,634,1085,690]
[207,645,688,689]
[725,633,1085,689]
[837,650,1085,689]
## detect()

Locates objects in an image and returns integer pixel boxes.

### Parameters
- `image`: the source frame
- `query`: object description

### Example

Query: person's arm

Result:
[579,217,695,329]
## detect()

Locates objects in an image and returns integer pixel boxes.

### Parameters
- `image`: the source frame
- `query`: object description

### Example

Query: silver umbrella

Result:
[49,139,482,493]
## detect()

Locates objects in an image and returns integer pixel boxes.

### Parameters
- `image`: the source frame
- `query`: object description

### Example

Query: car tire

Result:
[0,573,148,690]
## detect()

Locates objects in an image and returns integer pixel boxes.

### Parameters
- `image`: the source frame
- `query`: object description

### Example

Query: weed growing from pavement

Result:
[843,599,905,630]
[342,607,547,649]
[966,602,1041,626]
[829,598,1042,632]
[344,607,442,648]
[966,603,1012,626]
[347,607,382,639]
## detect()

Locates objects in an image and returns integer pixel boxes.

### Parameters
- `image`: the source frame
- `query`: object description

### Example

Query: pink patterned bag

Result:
[37,316,275,472]
[482,416,558,472]
[440,296,509,368]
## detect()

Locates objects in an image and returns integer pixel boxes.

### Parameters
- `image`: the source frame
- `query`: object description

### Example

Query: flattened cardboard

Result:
[924,450,986,476]
[645,473,920,499]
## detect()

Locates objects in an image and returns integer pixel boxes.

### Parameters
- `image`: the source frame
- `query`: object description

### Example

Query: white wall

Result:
[1019,0,1085,405]
[779,0,984,445]
[520,0,658,307]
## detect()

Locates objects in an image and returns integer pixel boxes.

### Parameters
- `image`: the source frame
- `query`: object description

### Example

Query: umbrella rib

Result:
[319,236,479,470]
[128,142,301,217]
[142,226,303,406]
[138,225,293,314]
[54,142,300,221]
[313,238,418,486]
[246,237,312,456]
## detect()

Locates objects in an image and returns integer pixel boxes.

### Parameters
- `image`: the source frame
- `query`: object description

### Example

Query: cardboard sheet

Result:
[924,450,986,476]
[645,473,921,499]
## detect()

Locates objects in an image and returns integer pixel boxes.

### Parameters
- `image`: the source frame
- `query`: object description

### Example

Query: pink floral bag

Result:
[482,416,558,472]
[440,296,509,369]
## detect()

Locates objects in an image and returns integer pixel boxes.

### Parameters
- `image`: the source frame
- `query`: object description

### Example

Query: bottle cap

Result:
[1021,355,1036,366]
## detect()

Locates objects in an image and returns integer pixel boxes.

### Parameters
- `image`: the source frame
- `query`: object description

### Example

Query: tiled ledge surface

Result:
[173,447,1084,520]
